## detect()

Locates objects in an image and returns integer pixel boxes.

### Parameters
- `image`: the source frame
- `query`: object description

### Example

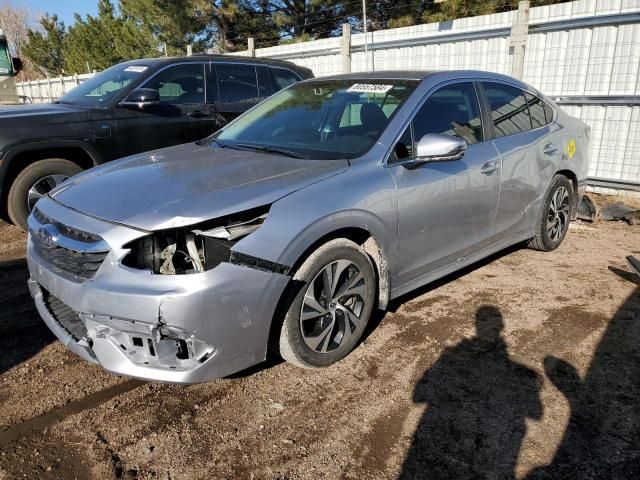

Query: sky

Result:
[23,0,99,26]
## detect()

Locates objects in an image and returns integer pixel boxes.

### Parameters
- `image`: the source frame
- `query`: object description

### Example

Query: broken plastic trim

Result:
[122,206,271,275]
[229,251,291,276]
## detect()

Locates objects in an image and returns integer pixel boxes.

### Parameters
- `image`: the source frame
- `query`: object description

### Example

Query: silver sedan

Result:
[26,70,589,383]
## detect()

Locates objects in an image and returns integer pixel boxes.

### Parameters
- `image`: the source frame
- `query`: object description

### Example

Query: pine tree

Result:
[22,14,66,75]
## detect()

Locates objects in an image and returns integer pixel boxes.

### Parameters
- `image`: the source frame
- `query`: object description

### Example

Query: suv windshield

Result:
[58,63,151,107]
[216,79,418,159]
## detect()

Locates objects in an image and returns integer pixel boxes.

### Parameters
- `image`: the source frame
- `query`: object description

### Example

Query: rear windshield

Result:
[215,79,418,160]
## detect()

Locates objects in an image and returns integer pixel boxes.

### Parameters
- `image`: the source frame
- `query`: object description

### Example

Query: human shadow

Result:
[527,285,640,479]
[400,306,542,480]
[0,259,54,375]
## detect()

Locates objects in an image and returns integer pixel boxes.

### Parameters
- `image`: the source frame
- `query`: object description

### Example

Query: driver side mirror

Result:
[416,133,467,161]
[121,88,160,109]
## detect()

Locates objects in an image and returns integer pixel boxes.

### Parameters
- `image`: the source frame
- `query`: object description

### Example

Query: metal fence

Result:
[16,73,95,103]
[15,0,640,193]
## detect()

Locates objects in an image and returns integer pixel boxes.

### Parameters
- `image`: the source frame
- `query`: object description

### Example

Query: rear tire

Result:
[529,175,574,252]
[7,159,83,230]
[278,239,377,369]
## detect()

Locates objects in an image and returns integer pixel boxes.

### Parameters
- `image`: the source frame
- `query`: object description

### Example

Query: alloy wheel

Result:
[27,174,69,212]
[547,186,570,242]
[299,260,368,353]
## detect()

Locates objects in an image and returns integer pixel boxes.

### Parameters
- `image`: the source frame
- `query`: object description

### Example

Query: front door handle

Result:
[543,143,559,155]
[480,160,498,175]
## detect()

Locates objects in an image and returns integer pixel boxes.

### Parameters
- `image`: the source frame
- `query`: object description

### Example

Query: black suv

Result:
[0,55,313,229]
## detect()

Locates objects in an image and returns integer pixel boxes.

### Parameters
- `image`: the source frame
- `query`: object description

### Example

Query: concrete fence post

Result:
[248,37,255,57]
[341,24,352,74]
[186,44,193,56]
[510,0,530,80]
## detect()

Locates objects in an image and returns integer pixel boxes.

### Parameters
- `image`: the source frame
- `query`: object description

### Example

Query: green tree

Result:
[63,0,157,73]
[120,0,210,55]
[22,14,66,75]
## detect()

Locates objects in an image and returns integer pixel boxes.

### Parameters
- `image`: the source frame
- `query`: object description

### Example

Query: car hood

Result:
[0,102,86,119]
[51,142,349,231]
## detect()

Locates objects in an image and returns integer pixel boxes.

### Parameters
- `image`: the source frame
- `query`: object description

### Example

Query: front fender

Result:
[233,161,398,282]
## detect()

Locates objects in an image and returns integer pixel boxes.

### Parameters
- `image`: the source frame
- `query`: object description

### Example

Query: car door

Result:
[212,62,261,123]
[483,82,561,239]
[387,81,502,286]
[113,63,219,157]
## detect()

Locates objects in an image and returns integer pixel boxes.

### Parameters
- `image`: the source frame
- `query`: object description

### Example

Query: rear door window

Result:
[483,82,532,138]
[216,63,259,103]
[271,68,301,91]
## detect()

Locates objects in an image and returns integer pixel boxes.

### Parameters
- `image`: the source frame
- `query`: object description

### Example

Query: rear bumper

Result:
[26,200,290,384]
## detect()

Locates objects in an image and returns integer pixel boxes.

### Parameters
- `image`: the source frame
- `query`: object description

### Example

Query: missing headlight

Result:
[122,206,269,274]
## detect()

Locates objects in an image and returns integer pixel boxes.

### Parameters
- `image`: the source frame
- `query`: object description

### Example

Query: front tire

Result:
[529,175,574,252]
[278,239,377,369]
[7,159,83,230]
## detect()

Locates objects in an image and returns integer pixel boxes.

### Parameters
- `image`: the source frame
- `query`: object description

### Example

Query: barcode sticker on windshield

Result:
[347,84,394,94]
[124,65,148,73]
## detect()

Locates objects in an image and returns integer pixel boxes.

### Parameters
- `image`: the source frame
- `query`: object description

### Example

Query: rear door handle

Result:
[480,160,498,175]
[543,143,559,155]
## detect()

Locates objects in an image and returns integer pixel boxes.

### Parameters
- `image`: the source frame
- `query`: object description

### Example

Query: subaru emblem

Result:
[38,224,61,249]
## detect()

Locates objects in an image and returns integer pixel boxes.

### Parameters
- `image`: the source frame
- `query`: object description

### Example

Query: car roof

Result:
[118,55,311,73]
[306,69,536,93]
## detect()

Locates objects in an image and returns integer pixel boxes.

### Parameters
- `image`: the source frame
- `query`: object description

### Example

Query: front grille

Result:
[33,208,103,244]
[33,240,109,278]
[31,208,110,280]
[42,288,89,343]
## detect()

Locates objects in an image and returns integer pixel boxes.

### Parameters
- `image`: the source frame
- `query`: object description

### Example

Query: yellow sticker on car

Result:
[567,138,576,159]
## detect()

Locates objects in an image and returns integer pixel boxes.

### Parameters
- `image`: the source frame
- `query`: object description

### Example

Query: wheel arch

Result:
[285,223,391,311]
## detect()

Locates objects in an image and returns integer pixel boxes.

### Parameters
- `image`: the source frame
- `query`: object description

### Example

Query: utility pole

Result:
[362,0,368,71]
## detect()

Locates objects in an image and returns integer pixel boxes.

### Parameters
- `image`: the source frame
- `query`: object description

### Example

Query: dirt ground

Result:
[0,195,639,480]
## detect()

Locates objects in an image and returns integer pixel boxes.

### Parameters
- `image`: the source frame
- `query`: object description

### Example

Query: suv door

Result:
[482,82,559,239]
[114,63,220,157]
[388,81,501,286]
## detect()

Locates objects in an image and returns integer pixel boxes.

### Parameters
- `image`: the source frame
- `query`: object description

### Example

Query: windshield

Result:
[216,79,418,159]
[58,63,151,107]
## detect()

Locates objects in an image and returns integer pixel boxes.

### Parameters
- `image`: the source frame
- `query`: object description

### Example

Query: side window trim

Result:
[474,80,496,141]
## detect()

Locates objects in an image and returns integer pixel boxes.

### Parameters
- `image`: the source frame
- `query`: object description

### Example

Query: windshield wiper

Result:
[236,143,304,159]
[205,138,245,151]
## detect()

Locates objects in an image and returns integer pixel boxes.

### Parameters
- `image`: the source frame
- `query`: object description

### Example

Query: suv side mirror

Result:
[416,133,467,161]
[121,88,160,108]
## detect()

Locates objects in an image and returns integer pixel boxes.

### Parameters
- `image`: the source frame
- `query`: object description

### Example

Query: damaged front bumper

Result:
[26,199,290,384]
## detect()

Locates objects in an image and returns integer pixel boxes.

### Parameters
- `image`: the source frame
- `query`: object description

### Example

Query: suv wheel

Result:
[278,238,377,368]
[7,159,83,230]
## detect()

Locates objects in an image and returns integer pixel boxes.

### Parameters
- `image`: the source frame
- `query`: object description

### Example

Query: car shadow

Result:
[0,258,54,376]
